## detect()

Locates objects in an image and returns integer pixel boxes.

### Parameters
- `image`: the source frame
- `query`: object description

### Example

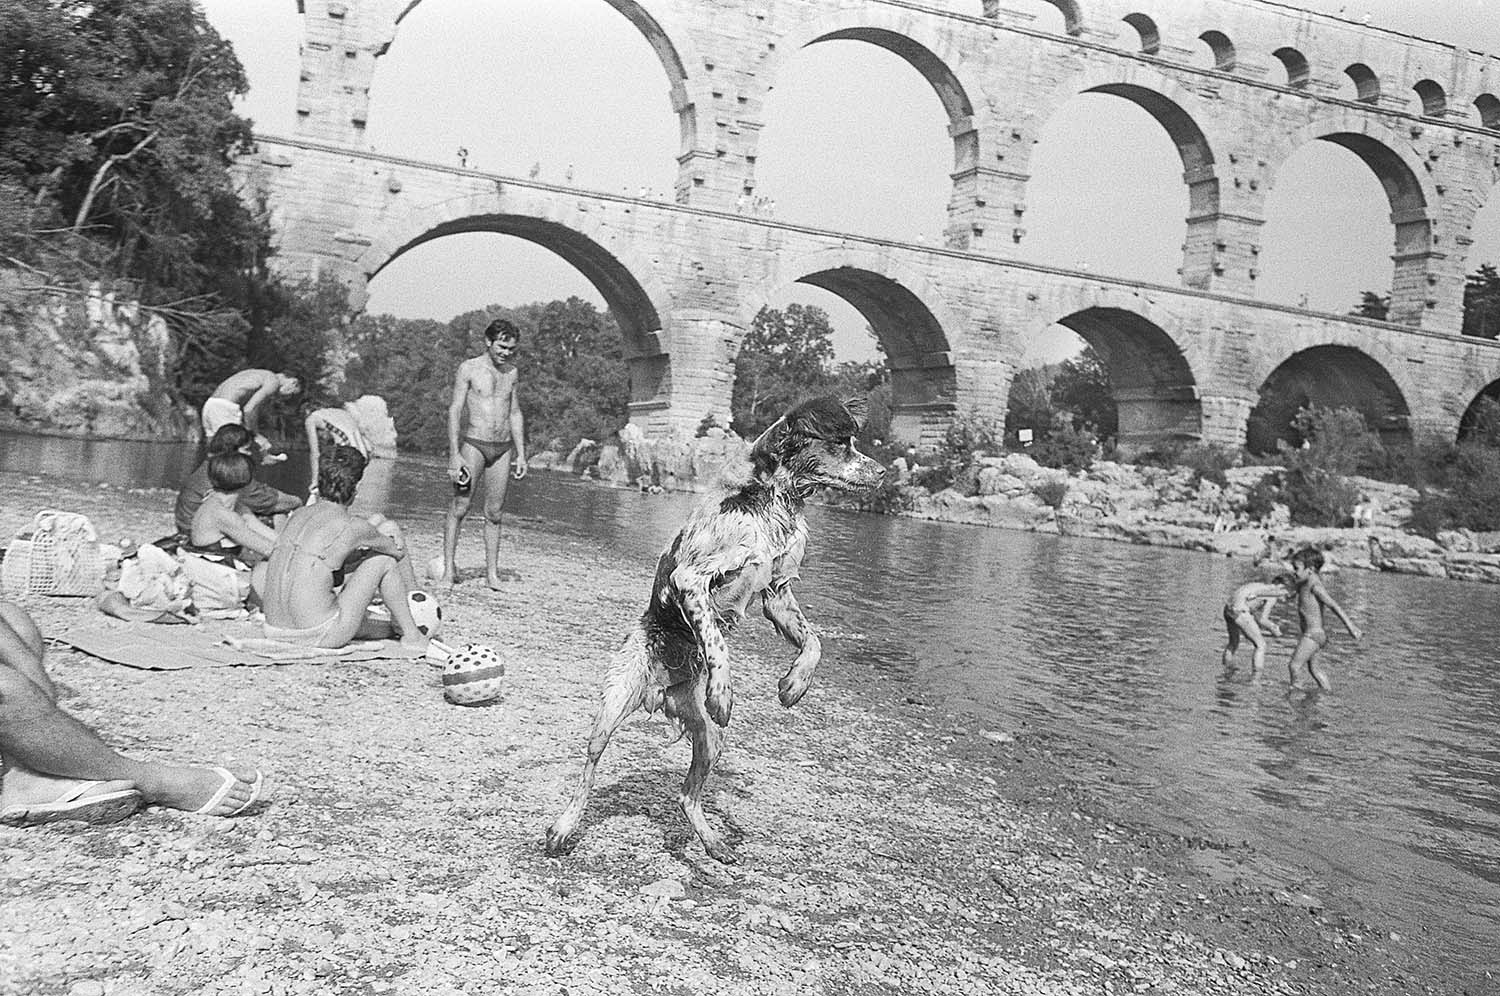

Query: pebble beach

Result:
[0,470,1476,996]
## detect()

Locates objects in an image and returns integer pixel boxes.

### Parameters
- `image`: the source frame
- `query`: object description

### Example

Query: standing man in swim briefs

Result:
[440,318,528,589]
[204,369,301,461]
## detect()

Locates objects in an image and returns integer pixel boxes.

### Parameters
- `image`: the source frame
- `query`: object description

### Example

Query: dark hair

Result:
[207,451,255,493]
[749,395,866,476]
[484,318,520,344]
[1290,546,1325,572]
[207,423,255,457]
[318,444,368,505]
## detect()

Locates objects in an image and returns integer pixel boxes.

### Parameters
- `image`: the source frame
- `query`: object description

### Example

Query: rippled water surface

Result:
[6,433,1498,976]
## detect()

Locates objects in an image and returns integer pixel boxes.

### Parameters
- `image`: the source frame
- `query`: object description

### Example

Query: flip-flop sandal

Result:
[424,639,455,670]
[407,590,442,639]
[193,767,266,818]
[0,781,142,828]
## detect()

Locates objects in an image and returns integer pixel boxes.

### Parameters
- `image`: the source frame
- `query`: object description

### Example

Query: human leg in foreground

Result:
[0,602,264,824]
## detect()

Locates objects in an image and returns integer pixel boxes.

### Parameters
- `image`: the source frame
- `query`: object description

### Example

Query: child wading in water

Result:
[1287,546,1362,691]
[1221,572,1295,677]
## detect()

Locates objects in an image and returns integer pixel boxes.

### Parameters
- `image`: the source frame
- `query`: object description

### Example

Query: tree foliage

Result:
[1462,263,1500,340]
[1,0,261,301]
[1004,346,1114,447]
[731,304,839,438]
[1351,291,1390,320]
[0,0,335,420]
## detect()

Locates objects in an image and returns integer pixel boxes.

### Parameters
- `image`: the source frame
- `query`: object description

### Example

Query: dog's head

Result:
[749,396,886,496]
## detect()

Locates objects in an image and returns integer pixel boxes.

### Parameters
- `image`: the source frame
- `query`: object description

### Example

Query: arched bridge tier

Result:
[292,0,1500,335]
[245,135,1500,447]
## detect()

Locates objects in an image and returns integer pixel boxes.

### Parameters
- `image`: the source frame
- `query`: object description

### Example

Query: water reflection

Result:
[2,432,1497,976]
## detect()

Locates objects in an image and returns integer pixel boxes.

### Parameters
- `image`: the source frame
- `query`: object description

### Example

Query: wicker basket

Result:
[1,510,103,597]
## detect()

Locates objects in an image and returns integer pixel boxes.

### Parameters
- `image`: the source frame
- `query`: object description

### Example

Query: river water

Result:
[3,431,1497,979]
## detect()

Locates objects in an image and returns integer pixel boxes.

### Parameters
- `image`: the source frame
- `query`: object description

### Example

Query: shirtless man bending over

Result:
[440,318,528,589]
[261,445,428,651]
[204,369,301,456]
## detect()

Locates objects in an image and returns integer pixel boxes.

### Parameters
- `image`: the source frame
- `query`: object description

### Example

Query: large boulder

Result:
[343,395,399,457]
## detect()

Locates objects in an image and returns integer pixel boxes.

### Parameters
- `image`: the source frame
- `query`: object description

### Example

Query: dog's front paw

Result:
[705,677,734,727]
[778,668,813,708]
[544,818,578,856]
[702,834,740,865]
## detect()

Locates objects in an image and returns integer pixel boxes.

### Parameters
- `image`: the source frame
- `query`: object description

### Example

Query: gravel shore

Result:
[0,471,1471,996]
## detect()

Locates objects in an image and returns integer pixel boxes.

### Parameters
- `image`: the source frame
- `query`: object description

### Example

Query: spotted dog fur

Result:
[545,396,885,863]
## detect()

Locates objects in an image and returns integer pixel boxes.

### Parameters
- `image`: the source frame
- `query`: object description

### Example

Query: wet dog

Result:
[544,396,885,863]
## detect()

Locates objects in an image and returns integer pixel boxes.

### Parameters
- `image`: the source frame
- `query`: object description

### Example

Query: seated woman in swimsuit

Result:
[259,445,429,651]
[187,452,279,568]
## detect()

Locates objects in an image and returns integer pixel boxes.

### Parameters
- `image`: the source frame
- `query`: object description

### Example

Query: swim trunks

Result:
[262,613,341,648]
[461,435,515,468]
[201,397,244,437]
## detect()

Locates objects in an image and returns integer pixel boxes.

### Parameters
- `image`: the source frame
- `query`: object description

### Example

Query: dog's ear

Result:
[749,414,789,472]
[841,395,869,432]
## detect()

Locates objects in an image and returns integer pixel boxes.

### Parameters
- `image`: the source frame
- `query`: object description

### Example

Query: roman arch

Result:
[250,0,1500,447]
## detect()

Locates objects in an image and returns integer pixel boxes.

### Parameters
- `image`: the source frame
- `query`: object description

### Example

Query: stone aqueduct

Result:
[244,0,1500,450]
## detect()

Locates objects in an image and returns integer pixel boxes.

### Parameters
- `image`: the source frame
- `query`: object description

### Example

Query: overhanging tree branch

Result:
[72,129,159,233]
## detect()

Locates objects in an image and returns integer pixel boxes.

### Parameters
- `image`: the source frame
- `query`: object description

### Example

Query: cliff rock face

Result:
[0,275,195,440]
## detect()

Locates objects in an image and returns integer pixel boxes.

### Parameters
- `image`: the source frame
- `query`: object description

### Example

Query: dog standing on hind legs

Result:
[545,396,885,864]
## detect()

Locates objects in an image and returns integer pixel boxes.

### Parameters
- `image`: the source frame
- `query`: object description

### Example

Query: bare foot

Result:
[137,764,264,815]
[437,572,457,590]
[0,767,135,810]
[486,569,520,590]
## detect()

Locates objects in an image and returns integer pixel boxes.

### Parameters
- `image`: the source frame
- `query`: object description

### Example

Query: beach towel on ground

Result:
[57,622,419,669]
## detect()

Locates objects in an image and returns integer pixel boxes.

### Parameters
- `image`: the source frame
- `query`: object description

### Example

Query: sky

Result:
[200,0,1500,365]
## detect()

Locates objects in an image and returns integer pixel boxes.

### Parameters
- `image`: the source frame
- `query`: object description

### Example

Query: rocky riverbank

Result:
[0,470,1477,996]
[896,453,1500,584]
[555,433,1500,585]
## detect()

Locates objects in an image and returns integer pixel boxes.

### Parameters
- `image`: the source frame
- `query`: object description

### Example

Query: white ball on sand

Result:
[426,554,446,581]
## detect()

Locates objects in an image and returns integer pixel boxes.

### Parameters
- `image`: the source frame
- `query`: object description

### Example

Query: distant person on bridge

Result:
[438,318,528,590]
[203,369,301,462]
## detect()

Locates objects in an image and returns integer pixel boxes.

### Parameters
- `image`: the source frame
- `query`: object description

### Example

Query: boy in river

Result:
[1221,572,1295,676]
[439,318,528,589]
[1287,546,1363,691]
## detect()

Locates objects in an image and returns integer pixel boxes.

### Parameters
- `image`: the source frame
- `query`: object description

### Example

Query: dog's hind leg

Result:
[762,583,822,708]
[544,625,651,856]
[667,677,737,864]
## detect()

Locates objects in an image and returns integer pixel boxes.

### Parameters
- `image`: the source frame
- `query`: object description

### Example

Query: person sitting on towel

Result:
[259,445,429,651]
[174,424,301,536]
[0,600,265,827]
[187,451,278,566]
